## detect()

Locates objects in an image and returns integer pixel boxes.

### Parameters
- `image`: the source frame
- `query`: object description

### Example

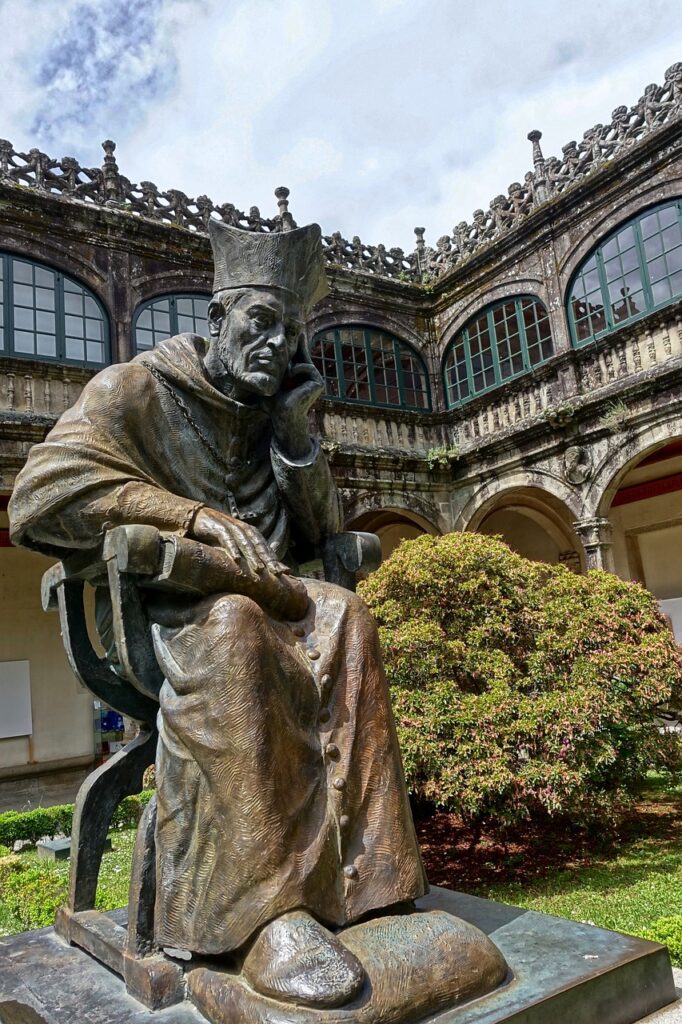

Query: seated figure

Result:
[9,221,506,1021]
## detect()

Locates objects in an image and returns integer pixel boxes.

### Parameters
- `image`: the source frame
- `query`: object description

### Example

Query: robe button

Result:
[333,777,346,790]
[291,625,305,637]
[318,708,331,724]
[343,865,358,880]
[325,743,340,760]
[308,649,321,661]
[339,814,350,829]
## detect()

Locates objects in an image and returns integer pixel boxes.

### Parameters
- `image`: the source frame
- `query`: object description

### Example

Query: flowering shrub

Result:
[359,532,682,834]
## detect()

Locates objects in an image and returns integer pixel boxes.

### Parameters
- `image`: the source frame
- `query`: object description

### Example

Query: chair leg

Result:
[126,793,157,958]
[67,727,158,914]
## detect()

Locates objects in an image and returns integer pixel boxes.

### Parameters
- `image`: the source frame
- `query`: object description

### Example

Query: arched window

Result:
[311,326,431,411]
[568,199,682,346]
[0,252,109,367]
[133,294,210,352]
[443,296,554,407]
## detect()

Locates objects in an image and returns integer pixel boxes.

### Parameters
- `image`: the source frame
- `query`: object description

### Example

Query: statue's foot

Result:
[242,910,365,1008]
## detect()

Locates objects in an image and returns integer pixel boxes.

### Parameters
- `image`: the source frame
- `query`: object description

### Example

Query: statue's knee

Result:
[206,593,266,638]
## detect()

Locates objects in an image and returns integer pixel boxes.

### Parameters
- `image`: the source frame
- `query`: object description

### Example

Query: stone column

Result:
[573,517,615,571]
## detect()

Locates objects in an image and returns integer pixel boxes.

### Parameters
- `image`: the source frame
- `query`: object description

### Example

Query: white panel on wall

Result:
[659,597,682,642]
[0,660,33,739]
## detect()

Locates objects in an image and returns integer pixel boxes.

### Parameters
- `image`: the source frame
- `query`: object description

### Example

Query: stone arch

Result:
[591,421,682,632]
[440,280,547,344]
[131,270,213,308]
[343,491,443,561]
[308,310,428,359]
[0,235,110,305]
[589,413,682,519]
[457,476,585,571]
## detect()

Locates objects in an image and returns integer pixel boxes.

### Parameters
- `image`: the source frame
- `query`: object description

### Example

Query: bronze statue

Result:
[9,221,507,1023]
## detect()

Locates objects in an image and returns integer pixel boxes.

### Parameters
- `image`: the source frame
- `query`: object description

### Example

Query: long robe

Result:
[9,334,428,955]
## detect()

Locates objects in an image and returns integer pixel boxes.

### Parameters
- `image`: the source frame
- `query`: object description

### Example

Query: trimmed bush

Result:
[0,790,154,848]
[642,915,682,967]
[359,532,682,834]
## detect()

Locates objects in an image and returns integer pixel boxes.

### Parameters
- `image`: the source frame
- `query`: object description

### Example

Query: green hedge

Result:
[0,790,154,848]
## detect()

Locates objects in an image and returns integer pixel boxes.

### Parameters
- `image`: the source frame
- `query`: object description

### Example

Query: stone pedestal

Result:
[0,889,676,1024]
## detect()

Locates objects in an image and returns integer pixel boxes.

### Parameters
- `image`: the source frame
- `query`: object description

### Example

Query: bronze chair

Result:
[41,525,381,1008]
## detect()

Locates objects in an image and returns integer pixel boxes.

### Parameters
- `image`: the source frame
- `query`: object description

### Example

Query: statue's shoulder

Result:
[81,359,155,406]
[83,334,203,404]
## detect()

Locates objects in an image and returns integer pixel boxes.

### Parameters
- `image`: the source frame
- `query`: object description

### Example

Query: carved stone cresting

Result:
[0,64,680,283]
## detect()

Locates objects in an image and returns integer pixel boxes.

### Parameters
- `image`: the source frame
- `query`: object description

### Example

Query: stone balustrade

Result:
[0,362,93,421]
[0,63,680,285]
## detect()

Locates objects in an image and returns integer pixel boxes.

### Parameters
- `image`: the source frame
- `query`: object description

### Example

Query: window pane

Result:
[64,291,83,315]
[12,261,33,284]
[65,337,84,360]
[65,314,84,337]
[136,329,154,351]
[35,287,55,310]
[37,334,56,357]
[13,283,33,306]
[14,331,34,353]
[34,267,54,288]
[85,318,102,340]
[14,306,34,330]
[36,310,55,333]
[86,341,105,363]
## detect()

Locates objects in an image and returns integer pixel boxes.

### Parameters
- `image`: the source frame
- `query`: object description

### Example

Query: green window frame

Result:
[0,251,110,367]
[442,296,554,408]
[311,326,432,411]
[133,293,211,353]
[567,199,682,346]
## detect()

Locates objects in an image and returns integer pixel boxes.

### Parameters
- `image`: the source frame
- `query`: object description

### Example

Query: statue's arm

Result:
[268,359,343,548]
[271,437,343,547]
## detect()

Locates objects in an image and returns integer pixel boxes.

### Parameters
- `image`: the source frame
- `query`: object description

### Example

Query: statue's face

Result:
[210,288,302,400]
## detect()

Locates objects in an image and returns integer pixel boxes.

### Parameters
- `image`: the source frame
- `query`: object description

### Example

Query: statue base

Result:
[0,887,676,1024]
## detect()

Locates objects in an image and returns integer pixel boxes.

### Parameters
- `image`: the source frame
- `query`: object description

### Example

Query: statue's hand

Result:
[271,361,324,459]
[190,509,288,577]
[189,509,308,619]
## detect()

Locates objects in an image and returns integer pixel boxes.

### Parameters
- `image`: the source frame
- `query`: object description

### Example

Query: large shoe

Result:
[241,910,366,1009]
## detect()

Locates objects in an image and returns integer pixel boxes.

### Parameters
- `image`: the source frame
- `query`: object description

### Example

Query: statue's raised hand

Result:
[270,360,324,460]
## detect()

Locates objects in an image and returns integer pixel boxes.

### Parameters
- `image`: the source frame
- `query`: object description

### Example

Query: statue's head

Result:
[206,221,328,401]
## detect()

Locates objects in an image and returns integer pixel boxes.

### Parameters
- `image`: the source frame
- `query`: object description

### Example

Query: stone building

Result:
[1,64,682,782]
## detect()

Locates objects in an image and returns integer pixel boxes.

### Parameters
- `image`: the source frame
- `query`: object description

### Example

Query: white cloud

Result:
[0,0,680,250]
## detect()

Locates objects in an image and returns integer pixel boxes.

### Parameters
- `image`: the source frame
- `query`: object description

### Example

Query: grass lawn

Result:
[417,774,682,964]
[0,777,680,966]
[0,828,136,936]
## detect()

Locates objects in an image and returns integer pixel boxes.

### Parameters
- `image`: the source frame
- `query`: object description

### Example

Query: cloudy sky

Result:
[1,0,681,249]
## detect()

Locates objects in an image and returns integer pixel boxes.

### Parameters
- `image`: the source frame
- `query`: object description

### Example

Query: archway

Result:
[347,507,439,561]
[603,438,682,637]
[468,486,584,571]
